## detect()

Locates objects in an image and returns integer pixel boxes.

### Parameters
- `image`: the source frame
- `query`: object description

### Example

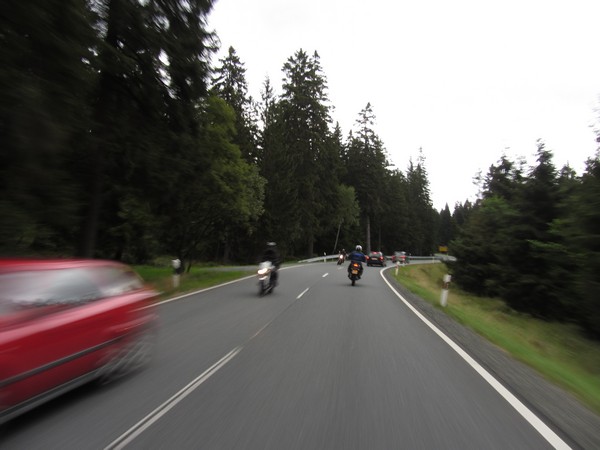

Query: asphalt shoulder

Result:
[383,269,600,450]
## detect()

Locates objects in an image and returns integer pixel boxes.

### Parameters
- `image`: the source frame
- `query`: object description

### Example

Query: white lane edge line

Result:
[157,264,311,305]
[297,288,310,299]
[159,277,254,304]
[379,268,571,450]
[104,347,242,450]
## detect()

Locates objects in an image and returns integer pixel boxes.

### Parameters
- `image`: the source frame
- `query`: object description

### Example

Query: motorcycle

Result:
[337,254,345,265]
[257,261,275,295]
[348,261,362,286]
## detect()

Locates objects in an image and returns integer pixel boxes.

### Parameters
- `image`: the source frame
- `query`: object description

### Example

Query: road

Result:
[0,262,590,449]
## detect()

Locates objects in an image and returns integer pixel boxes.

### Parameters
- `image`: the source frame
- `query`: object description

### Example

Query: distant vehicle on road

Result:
[392,251,409,264]
[367,251,386,267]
[0,258,159,425]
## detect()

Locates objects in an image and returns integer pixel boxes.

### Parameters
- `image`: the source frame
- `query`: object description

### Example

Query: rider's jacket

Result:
[348,251,366,263]
[261,248,281,267]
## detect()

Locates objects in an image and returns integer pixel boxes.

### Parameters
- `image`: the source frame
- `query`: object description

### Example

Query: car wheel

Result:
[97,328,157,384]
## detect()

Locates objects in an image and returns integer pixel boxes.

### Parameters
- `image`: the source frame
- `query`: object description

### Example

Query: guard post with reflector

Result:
[440,273,451,307]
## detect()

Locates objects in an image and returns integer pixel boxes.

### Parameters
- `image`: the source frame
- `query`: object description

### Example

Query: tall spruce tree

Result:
[449,155,522,295]
[378,169,410,253]
[210,46,264,260]
[438,204,453,248]
[501,143,565,317]
[211,46,259,163]
[171,96,265,265]
[150,0,216,265]
[344,103,388,253]
[263,49,336,257]
[450,195,519,296]
[405,151,436,254]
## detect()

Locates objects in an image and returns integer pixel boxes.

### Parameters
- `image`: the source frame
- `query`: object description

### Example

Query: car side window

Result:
[93,267,144,297]
[49,269,103,304]
[0,269,102,311]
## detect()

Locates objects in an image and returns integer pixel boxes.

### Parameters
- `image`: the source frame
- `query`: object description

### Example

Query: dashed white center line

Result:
[105,347,241,450]
[322,273,329,278]
[297,288,310,299]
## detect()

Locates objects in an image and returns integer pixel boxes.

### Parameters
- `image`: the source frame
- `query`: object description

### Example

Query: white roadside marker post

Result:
[440,274,451,307]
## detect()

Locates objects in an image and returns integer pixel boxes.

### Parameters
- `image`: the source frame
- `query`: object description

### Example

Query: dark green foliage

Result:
[450,196,519,296]
[438,204,453,247]
[377,170,410,253]
[211,46,259,163]
[0,0,96,253]
[343,104,389,252]
[563,155,600,337]
[0,0,439,263]
[450,143,600,338]
[257,50,343,257]
[4,3,599,338]
[405,152,436,255]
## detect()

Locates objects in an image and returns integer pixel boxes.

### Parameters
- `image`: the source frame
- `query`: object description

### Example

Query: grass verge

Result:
[393,263,600,415]
[135,264,254,300]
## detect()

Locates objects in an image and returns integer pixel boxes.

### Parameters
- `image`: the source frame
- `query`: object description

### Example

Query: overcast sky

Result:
[208,0,600,210]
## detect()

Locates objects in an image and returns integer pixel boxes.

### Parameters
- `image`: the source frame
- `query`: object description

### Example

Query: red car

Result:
[0,259,159,424]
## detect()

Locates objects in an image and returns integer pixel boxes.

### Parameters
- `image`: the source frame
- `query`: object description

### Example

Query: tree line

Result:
[3,1,597,338]
[446,143,600,338]
[0,0,438,265]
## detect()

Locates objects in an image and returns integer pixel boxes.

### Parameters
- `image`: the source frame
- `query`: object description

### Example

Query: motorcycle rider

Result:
[261,242,281,285]
[347,245,366,278]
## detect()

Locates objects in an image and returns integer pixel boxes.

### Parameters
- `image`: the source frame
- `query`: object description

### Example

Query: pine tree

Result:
[211,46,259,163]
[405,150,436,254]
[257,77,301,254]
[438,204,453,248]
[502,142,565,317]
[264,49,336,257]
[450,200,474,242]
[378,170,410,254]
[450,196,519,296]
[344,103,388,253]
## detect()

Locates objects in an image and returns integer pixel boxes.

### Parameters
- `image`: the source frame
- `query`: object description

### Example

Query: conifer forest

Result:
[1,1,599,336]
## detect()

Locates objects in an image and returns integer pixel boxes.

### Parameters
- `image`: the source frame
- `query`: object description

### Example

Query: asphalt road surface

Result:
[1,262,597,449]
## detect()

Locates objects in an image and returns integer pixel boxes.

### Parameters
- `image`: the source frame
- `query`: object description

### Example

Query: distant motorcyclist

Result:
[347,245,366,278]
[261,242,281,285]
